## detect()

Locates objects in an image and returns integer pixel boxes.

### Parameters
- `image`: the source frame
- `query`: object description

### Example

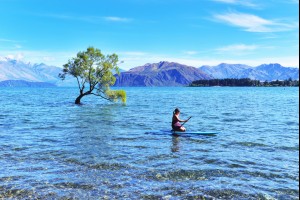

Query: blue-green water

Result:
[0,87,299,199]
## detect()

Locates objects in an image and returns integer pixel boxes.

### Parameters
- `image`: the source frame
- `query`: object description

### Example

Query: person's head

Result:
[173,108,180,115]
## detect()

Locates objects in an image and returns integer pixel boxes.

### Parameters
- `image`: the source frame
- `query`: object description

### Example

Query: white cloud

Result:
[216,44,258,55]
[183,51,198,55]
[104,16,132,22]
[213,11,298,32]
[290,0,299,4]
[0,38,24,50]
[0,50,74,67]
[212,0,258,7]
[14,44,22,49]
[37,13,132,24]
[119,51,148,56]
[0,38,18,43]
[6,53,24,60]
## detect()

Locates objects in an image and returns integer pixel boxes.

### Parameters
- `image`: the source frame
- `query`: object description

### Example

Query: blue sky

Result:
[0,0,299,70]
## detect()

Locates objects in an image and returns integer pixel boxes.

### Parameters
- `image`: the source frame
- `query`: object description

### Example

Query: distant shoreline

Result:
[0,80,56,87]
[189,78,299,87]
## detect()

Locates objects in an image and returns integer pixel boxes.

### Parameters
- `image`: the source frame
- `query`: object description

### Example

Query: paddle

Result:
[181,116,192,126]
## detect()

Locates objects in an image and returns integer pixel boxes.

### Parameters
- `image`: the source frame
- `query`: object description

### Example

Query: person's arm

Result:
[176,115,188,123]
[180,117,191,123]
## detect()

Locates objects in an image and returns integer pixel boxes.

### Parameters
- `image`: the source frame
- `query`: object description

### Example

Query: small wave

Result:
[285,121,299,126]
[227,163,247,169]
[12,147,29,151]
[0,186,36,199]
[141,192,215,200]
[53,182,94,190]
[205,188,263,200]
[204,158,225,165]
[145,169,237,181]
[222,118,247,122]
[278,145,299,151]
[89,163,129,170]
[0,176,23,182]
[38,138,60,143]
[243,170,298,181]
[64,158,130,170]
[234,141,268,148]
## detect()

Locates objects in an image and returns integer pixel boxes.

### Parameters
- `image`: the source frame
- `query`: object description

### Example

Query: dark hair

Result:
[173,108,180,114]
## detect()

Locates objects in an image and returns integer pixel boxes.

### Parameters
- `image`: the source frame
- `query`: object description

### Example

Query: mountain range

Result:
[199,63,299,81]
[0,57,298,87]
[0,57,76,87]
[114,61,212,86]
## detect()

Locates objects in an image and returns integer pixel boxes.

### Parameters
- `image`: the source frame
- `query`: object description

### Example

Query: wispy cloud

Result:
[212,0,258,8]
[183,51,198,55]
[217,44,258,51]
[213,11,298,32]
[290,0,299,4]
[104,16,132,22]
[0,50,75,66]
[0,38,18,43]
[14,44,22,49]
[215,44,258,55]
[36,13,132,24]
[0,38,23,50]
[5,53,25,61]
[119,51,148,56]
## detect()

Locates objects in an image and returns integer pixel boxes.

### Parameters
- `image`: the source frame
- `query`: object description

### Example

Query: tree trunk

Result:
[75,91,92,104]
[75,94,84,104]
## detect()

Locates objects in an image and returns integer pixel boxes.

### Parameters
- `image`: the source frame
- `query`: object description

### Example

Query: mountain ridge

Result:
[114,61,212,86]
[199,63,299,81]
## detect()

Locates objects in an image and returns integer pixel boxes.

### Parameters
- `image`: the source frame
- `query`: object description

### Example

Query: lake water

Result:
[0,87,299,199]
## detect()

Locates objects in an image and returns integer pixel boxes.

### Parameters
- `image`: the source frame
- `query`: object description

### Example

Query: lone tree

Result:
[59,47,126,104]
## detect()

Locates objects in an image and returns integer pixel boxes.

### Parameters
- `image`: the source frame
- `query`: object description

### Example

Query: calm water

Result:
[0,87,299,199]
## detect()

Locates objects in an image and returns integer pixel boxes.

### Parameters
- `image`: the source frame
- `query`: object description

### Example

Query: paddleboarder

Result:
[172,108,191,132]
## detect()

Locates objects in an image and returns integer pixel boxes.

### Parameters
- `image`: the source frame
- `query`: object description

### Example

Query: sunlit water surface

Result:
[0,87,299,199]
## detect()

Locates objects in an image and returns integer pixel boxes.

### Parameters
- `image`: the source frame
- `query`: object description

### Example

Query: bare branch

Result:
[91,92,113,102]
[75,76,82,93]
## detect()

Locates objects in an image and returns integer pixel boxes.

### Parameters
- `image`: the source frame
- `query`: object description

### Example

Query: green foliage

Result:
[59,46,126,104]
[104,89,127,104]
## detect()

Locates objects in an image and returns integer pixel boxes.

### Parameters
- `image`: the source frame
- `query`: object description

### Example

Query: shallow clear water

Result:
[0,87,299,199]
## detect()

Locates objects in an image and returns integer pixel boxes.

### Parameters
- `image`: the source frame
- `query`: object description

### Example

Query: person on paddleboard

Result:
[172,108,190,132]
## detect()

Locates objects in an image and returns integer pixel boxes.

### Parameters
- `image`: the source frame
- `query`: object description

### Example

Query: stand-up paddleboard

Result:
[147,130,219,135]
[169,130,219,135]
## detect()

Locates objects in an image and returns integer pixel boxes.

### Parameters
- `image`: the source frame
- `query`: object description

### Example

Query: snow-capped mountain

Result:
[0,57,61,83]
[199,63,252,79]
[0,58,75,86]
[199,63,299,81]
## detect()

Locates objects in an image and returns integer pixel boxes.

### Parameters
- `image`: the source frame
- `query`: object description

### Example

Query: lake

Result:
[0,87,299,199]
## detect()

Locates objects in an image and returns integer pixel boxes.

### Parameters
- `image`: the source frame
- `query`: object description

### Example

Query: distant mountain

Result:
[252,64,299,81]
[199,63,252,79]
[0,80,56,87]
[0,58,61,83]
[114,61,212,86]
[199,63,299,81]
[0,58,78,87]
